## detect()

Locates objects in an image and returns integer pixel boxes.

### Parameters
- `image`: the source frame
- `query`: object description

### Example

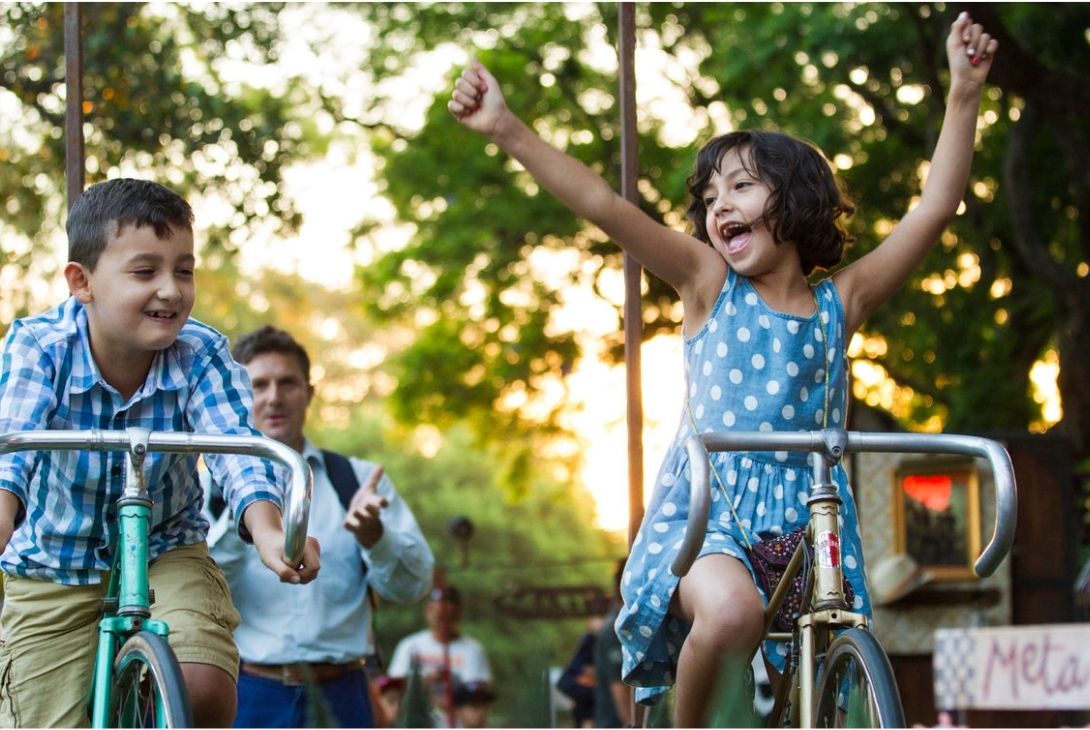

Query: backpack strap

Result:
[322,449,383,666]
[207,483,228,520]
[321,449,361,511]
[207,449,361,520]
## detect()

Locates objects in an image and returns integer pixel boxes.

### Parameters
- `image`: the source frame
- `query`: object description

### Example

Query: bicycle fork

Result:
[88,429,171,727]
[796,431,867,727]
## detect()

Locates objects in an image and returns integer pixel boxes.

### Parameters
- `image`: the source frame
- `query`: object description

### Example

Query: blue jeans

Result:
[233,669,375,728]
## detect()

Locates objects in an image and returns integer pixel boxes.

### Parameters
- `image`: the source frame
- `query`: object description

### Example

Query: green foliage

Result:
[0,2,320,318]
[347,2,1090,455]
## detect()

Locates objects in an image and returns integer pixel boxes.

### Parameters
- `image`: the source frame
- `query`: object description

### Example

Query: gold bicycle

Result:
[673,428,1017,728]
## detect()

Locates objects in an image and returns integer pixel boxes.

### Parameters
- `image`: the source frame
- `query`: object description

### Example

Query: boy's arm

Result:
[188,337,320,581]
[188,338,283,536]
[834,12,998,334]
[449,60,722,303]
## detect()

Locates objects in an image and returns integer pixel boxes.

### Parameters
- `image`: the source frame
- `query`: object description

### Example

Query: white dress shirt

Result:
[207,439,434,664]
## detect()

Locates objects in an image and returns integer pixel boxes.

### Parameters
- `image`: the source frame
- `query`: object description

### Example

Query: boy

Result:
[0,178,320,727]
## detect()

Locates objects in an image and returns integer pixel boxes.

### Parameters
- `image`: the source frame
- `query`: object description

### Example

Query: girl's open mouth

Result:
[723,222,753,255]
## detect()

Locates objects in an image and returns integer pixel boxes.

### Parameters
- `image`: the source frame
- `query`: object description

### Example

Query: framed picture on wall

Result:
[893,460,981,580]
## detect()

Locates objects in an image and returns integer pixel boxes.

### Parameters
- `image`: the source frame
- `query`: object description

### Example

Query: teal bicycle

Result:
[0,428,313,728]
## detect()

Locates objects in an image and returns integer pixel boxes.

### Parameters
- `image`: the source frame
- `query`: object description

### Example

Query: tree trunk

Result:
[1056,297,1090,459]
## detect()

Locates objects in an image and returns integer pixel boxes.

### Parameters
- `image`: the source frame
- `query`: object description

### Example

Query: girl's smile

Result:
[721,221,754,256]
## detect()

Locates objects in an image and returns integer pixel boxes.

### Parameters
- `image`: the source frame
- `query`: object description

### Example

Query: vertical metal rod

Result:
[618,2,644,551]
[64,3,85,213]
[619,8,642,724]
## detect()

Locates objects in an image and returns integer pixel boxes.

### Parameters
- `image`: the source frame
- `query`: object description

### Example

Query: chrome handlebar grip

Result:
[845,432,1016,577]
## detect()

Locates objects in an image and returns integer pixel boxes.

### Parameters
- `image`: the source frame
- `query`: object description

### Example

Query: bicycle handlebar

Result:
[0,429,313,565]
[672,429,1017,580]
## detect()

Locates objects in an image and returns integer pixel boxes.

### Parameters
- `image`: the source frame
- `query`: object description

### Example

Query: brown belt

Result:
[240,659,366,687]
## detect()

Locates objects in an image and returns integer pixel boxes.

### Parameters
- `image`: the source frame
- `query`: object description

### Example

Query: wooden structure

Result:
[851,423,1086,727]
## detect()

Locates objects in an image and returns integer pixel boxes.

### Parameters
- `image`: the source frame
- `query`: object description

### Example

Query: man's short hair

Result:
[66,178,194,271]
[231,325,311,383]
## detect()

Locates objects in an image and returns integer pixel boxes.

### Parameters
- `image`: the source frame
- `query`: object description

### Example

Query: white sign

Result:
[934,625,1090,710]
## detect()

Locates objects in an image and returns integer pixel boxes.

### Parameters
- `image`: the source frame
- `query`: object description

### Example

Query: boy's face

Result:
[424,598,462,640]
[66,222,195,365]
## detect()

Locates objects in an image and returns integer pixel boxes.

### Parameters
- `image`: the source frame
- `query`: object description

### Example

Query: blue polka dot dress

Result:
[615,268,872,705]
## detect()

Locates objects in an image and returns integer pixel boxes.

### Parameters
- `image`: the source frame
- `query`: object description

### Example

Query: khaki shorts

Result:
[0,541,240,728]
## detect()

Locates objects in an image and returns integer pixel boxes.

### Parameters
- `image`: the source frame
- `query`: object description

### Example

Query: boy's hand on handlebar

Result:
[242,500,322,584]
[277,535,321,585]
[344,465,387,549]
[448,59,507,137]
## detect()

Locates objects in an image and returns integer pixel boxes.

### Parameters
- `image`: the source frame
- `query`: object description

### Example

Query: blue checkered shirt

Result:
[0,297,282,585]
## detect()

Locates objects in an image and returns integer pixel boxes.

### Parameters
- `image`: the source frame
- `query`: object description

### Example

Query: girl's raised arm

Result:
[449,60,720,300]
[834,12,998,335]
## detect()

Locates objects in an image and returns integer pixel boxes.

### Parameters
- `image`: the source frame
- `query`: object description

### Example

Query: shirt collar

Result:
[301,439,324,471]
[152,343,189,393]
[69,302,101,394]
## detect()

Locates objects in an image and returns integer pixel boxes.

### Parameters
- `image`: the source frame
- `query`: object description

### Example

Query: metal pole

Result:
[618,3,644,550]
[64,3,85,213]
[617,7,645,722]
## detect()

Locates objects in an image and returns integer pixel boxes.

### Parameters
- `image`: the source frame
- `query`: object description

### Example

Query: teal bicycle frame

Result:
[0,428,313,728]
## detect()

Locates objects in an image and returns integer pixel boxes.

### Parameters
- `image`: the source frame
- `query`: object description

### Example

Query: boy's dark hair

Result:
[685,130,855,275]
[66,178,194,270]
[231,325,311,383]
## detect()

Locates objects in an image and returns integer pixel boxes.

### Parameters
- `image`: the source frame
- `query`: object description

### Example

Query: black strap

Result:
[207,448,361,520]
[320,449,360,511]
[207,486,228,520]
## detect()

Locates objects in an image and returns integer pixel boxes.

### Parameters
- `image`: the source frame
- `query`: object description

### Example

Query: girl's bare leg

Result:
[672,554,764,727]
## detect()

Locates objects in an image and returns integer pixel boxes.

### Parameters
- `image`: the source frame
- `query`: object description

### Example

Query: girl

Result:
[449,13,996,726]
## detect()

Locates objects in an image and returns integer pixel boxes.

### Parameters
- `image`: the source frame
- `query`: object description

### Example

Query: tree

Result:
[345,2,1090,458]
[1,15,629,720]
[0,2,321,321]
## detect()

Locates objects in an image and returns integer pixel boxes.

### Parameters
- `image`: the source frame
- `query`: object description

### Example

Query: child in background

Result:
[449,13,996,726]
[0,178,320,727]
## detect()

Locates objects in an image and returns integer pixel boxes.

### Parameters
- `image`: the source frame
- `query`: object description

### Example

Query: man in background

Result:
[387,586,492,726]
[206,325,434,727]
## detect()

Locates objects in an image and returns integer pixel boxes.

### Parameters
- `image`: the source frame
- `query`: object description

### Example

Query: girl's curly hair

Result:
[685,130,855,275]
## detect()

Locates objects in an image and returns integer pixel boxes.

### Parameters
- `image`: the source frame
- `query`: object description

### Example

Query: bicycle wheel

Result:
[814,628,904,728]
[109,631,193,728]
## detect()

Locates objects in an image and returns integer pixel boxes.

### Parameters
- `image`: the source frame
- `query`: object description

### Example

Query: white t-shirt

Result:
[387,629,492,686]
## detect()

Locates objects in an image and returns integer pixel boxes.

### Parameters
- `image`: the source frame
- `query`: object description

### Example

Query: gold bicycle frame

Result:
[761,444,869,728]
